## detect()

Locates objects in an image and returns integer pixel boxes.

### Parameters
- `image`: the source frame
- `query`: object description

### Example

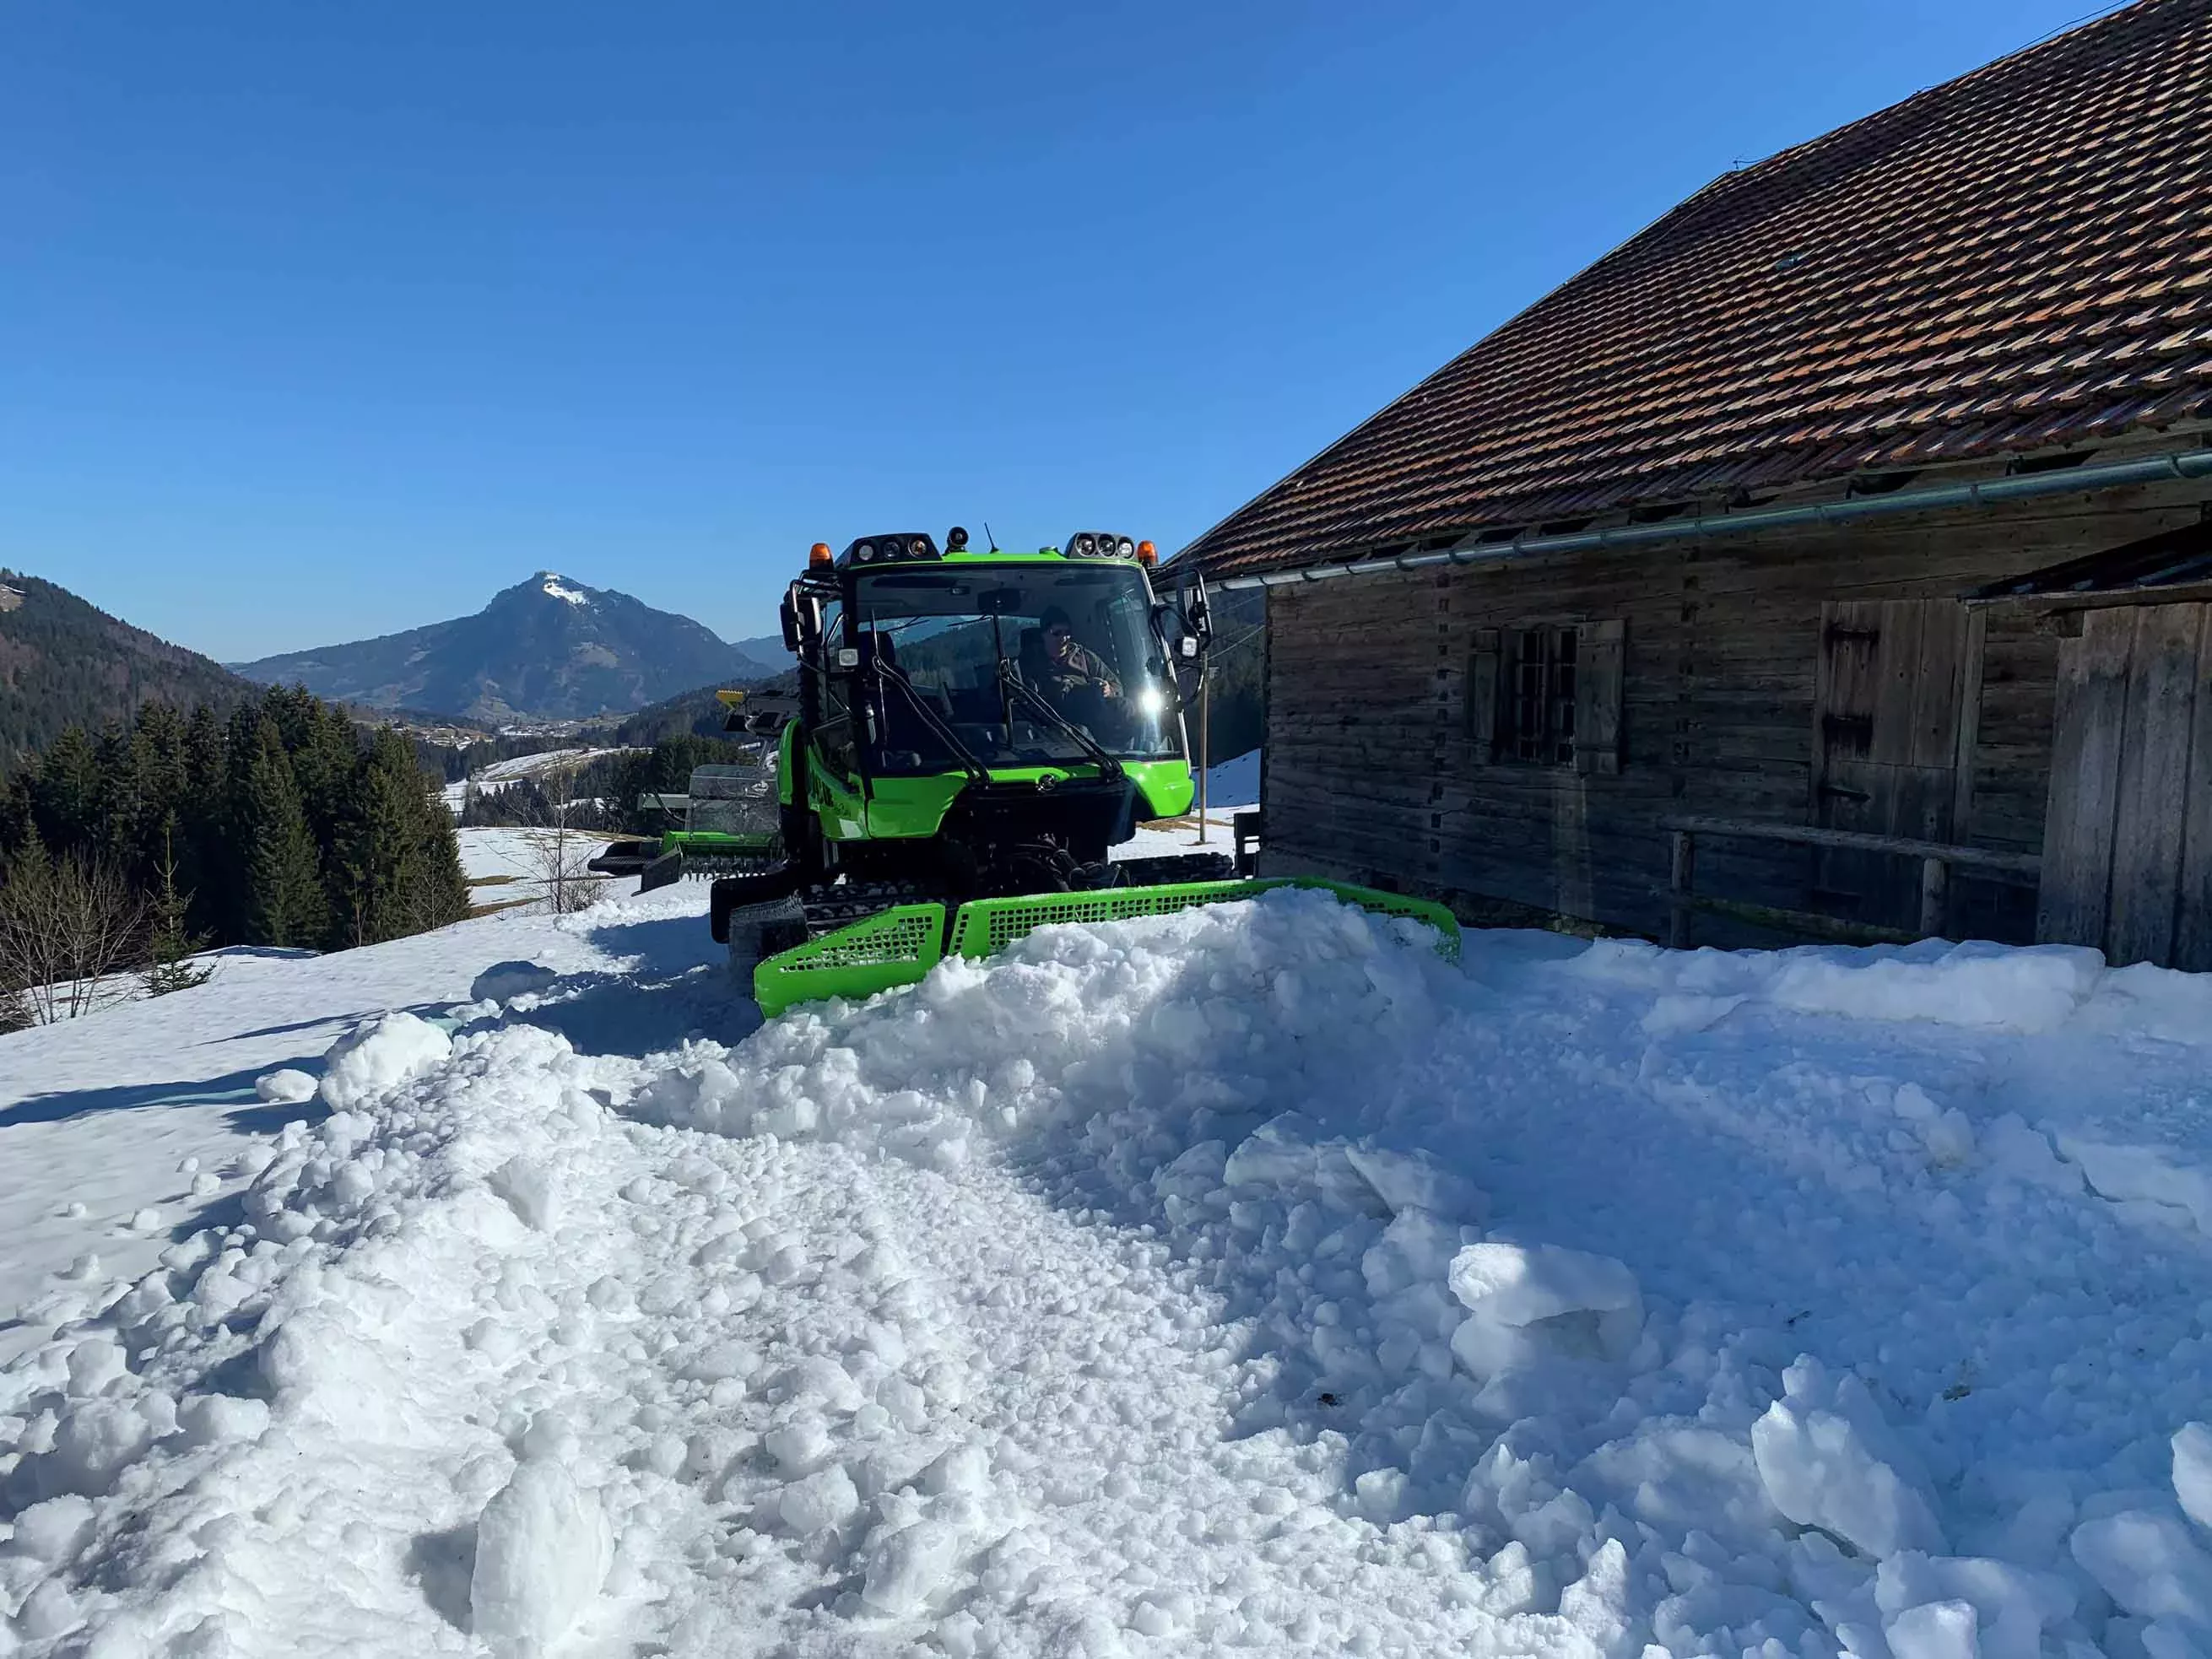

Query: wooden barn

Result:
[1180,0,2212,970]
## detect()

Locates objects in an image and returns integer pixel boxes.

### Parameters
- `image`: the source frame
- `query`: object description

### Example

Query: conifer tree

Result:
[236,718,327,948]
[141,819,213,996]
[87,721,148,878]
[179,705,230,938]
[30,726,96,853]
[338,728,468,943]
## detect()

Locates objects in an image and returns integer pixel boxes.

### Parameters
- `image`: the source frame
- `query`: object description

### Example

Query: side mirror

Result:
[1179,636,1199,658]
[782,581,823,654]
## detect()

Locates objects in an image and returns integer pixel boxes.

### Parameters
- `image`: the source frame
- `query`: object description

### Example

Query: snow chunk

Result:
[319,1011,453,1111]
[1982,1114,2082,1192]
[1885,1598,1978,1659]
[469,1460,612,1659]
[1447,1240,1642,1376]
[862,1520,963,1617]
[488,1156,560,1232]
[176,1393,271,1448]
[1766,941,2100,1032]
[1876,1553,2077,1659]
[1344,1143,1485,1222]
[920,1443,991,1498]
[1750,1356,1946,1559]
[471,961,560,1003]
[2058,1138,2212,1237]
[38,1401,154,1498]
[9,1494,96,1564]
[2176,1422,2212,1532]
[254,1068,318,1105]
[777,1464,860,1536]
[2069,1510,2212,1625]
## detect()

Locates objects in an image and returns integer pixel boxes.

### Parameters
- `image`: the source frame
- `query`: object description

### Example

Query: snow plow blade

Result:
[752,878,1458,1019]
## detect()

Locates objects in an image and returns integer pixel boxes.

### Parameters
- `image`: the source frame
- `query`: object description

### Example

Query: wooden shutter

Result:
[1810,598,1971,927]
[2040,602,2212,969]
[1468,629,1501,762]
[1574,619,1625,775]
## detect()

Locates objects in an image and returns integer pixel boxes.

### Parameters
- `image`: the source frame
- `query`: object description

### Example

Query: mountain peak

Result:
[533,572,591,607]
[234,576,773,722]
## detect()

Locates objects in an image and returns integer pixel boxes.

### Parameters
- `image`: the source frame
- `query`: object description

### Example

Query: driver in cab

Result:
[1030,606,1121,720]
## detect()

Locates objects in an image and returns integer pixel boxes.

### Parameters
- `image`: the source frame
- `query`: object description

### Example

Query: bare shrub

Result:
[530,763,610,914]
[0,843,150,1025]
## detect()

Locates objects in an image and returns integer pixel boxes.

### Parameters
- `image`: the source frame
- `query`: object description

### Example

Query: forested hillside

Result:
[0,571,260,770]
[0,685,470,1020]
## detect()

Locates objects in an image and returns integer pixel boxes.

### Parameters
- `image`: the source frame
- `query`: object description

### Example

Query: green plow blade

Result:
[754,903,947,1019]
[951,878,1459,962]
[751,878,1458,1018]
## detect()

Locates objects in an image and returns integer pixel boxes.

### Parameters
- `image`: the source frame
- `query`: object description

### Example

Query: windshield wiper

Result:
[995,659,1125,778]
[874,660,992,786]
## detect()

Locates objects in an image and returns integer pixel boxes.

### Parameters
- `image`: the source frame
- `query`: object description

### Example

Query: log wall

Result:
[1256,475,2212,946]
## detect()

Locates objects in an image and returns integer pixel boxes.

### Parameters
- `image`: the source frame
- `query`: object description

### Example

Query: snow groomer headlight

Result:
[844,533,940,566]
[1063,531,1140,559]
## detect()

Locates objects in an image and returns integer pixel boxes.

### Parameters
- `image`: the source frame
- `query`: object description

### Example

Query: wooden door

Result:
[1809,599,1980,929]
[2038,602,2212,970]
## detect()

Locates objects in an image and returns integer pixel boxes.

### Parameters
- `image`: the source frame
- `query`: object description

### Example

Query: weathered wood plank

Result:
[1950,607,1988,839]
[1574,619,1625,775]
[1870,600,1927,767]
[2176,607,2212,973]
[2107,603,2204,966]
[1660,815,2042,873]
[2036,609,2134,949]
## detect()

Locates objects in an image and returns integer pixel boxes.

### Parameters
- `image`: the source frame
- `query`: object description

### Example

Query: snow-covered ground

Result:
[1196,746,1258,811]
[439,748,638,814]
[5,881,2212,1657]
[455,827,619,911]
[475,748,632,786]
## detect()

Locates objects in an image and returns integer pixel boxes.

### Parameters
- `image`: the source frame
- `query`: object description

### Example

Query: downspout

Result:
[1186,446,2212,592]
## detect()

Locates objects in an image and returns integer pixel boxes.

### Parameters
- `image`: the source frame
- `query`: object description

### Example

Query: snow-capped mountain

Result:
[231,573,778,721]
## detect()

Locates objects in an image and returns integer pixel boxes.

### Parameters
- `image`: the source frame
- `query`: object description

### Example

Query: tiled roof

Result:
[1184,0,2212,579]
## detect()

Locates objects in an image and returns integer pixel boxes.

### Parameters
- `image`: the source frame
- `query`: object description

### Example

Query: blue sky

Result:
[3,1,2103,661]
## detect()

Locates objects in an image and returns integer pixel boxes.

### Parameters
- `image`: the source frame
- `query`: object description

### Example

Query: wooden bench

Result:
[1663,815,2041,949]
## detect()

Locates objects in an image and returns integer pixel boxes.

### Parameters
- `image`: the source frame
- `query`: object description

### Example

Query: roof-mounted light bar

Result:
[843,532,939,567]
[1063,531,1139,559]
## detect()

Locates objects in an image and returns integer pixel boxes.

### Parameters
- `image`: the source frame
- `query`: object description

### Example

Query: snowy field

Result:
[439,748,638,814]
[455,827,620,911]
[3,879,2211,1656]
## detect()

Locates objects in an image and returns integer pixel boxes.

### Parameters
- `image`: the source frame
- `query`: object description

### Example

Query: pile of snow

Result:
[5,883,2212,1656]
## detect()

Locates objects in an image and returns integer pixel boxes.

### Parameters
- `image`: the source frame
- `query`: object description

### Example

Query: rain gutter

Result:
[1192,445,2212,592]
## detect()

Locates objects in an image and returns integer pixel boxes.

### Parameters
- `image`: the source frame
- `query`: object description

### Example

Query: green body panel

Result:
[834,758,1194,842]
[809,748,871,840]
[776,721,798,808]
[1137,758,1195,820]
[751,879,1458,1017]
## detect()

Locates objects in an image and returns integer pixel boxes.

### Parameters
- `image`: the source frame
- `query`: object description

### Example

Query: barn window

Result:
[1507,626,1579,764]
[1468,619,1625,773]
